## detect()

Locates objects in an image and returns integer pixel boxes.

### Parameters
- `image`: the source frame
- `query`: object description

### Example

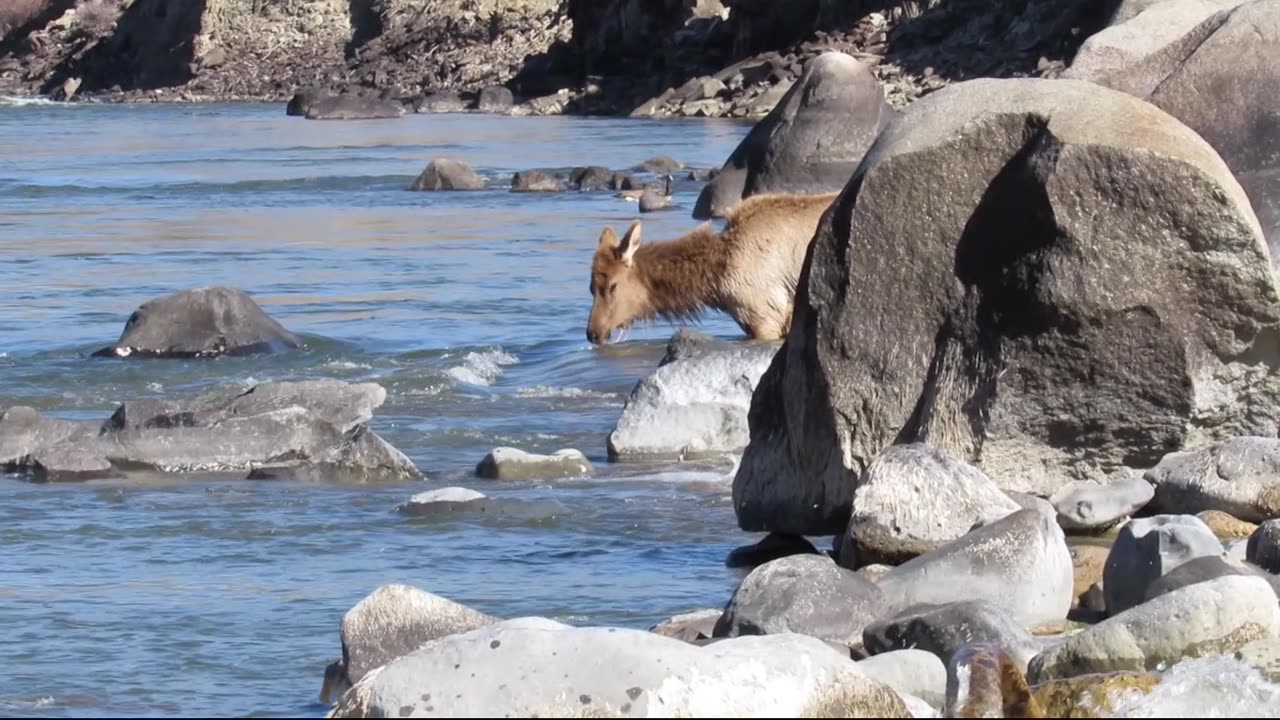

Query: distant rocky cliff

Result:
[0,0,1114,117]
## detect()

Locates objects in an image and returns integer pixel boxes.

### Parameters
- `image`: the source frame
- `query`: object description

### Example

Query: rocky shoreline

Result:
[0,0,1109,119]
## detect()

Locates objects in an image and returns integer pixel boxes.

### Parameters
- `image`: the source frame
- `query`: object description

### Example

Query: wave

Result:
[515,385,617,400]
[0,95,55,107]
[446,348,518,387]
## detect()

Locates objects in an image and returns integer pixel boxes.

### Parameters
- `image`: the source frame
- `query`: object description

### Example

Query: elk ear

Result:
[617,220,642,266]
[598,226,620,250]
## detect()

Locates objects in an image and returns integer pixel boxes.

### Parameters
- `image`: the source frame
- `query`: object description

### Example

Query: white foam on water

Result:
[1106,654,1280,718]
[322,360,372,370]
[0,697,56,710]
[0,95,55,106]
[446,348,518,386]
[515,384,617,400]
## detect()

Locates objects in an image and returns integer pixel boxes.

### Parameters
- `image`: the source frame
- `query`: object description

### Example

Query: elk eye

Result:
[609,282,618,294]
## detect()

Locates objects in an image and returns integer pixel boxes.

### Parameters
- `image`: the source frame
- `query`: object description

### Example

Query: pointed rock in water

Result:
[329,618,910,717]
[91,286,301,359]
[649,609,722,643]
[410,158,486,191]
[323,584,499,702]
[695,52,893,220]
[842,442,1022,567]
[1050,474,1155,533]
[1028,575,1280,682]
[1247,519,1280,573]
[712,554,888,648]
[609,333,778,461]
[733,77,1279,536]
[875,510,1074,630]
[863,601,1042,674]
[1102,514,1222,616]
[474,447,591,481]
[1147,437,1280,522]
[856,649,947,709]
[725,532,818,569]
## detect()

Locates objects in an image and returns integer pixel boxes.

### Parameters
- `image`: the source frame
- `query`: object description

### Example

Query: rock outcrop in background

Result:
[0,0,1118,117]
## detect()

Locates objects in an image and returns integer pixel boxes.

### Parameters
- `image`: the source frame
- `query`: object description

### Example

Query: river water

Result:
[0,99,765,717]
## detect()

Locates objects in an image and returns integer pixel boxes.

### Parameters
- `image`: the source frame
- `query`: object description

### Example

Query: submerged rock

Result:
[0,406,96,470]
[713,554,888,647]
[608,333,778,461]
[510,170,567,192]
[410,158,486,191]
[396,488,566,523]
[329,618,909,717]
[475,447,592,481]
[695,52,893,219]
[304,94,406,120]
[844,442,1021,566]
[876,510,1074,630]
[92,286,301,359]
[396,487,487,514]
[1028,575,1280,682]
[732,77,1279,536]
[1147,437,1280,522]
[4,381,419,482]
[1103,514,1224,615]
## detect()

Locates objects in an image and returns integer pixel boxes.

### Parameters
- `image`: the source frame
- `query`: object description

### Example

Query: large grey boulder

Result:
[608,333,779,461]
[304,94,406,120]
[1103,514,1223,615]
[712,554,889,647]
[1028,575,1280,682]
[324,584,498,701]
[3,381,420,482]
[842,442,1022,566]
[329,618,911,717]
[92,287,302,359]
[1146,437,1280,522]
[410,158,486,191]
[693,52,893,220]
[1065,0,1280,256]
[732,76,1279,536]
[875,509,1074,630]
[862,601,1042,673]
[475,447,592,480]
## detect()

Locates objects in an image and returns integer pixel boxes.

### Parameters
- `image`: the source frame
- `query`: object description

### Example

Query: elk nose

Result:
[586,328,599,344]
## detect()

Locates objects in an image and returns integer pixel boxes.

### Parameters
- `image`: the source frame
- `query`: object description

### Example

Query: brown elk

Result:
[585,191,840,344]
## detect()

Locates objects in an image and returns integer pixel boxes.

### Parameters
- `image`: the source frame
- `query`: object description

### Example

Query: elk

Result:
[585,191,840,344]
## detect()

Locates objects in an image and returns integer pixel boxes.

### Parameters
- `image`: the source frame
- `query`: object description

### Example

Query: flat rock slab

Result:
[304,94,406,120]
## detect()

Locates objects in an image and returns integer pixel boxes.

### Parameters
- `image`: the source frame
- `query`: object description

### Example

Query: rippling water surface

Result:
[0,98,766,717]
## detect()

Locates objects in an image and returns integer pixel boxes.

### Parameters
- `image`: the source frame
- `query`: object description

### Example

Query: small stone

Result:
[1197,509,1259,539]
[1050,475,1155,532]
[474,447,591,481]
[649,609,721,643]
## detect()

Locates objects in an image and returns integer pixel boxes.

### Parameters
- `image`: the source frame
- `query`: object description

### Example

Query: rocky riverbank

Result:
[0,0,1110,118]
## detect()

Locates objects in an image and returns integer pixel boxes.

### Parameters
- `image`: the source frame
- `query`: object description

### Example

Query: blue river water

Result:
[0,98,768,717]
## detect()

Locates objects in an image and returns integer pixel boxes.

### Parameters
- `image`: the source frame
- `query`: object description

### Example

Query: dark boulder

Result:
[511,170,567,193]
[304,94,406,120]
[92,286,302,359]
[286,87,326,116]
[732,77,1280,536]
[694,52,893,220]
